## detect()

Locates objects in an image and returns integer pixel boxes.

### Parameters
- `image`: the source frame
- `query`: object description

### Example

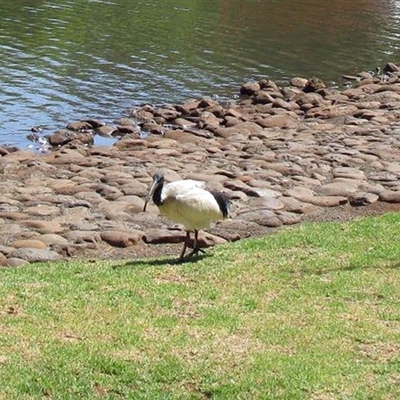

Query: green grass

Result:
[1,213,400,399]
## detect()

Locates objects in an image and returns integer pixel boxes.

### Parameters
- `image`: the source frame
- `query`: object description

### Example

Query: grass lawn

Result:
[1,213,400,399]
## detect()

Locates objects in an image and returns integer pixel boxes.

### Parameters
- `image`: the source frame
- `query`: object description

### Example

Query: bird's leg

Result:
[192,230,200,255]
[186,230,205,258]
[178,231,191,261]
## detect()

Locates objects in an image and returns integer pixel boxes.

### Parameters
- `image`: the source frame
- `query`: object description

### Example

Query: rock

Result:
[129,106,154,122]
[0,244,16,256]
[63,231,101,244]
[4,258,30,267]
[61,199,92,209]
[1,150,36,162]
[11,239,47,249]
[379,190,400,203]
[143,229,186,244]
[383,62,400,73]
[252,91,275,104]
[154,107,180,121]
[46,149,87,165]
[290,77,308,88]
[267,163,304,176]
[119,181,148,197]
[20,220,64,234]
[316,180,360,197]
[308,196,348,207]
[277,211,302,225]
[293,92,326,107]
[96,125,118,137]
[0,146,10,156]
[0,212,26,221]
[256,114,300,129]
[211,219,264,241]
[349,192,379,206]
[238,209,283,227]
[364,91,400,104]
[85,119,106,128]
[194,232,227,248]
[48,129,77,146]
[176,99,200,114]
[198,111,220,128]
[306,104,358,119]
[198,97,221,109]
[8,248,62,262]
[224,180,265,197]
[100,230,144,247]
[93,184,124,200]
[24,205,60,217]
[38,234,69,246]
[66,121,93,131]
[0,252,8,266]
[69,223,99,231]
[302,77,326,92]
[53,185,89,195]
[240,81,261,95]
[143,228,226,249]
[332,167,367,180]
[172,118,197,129]
[0,196,20,206]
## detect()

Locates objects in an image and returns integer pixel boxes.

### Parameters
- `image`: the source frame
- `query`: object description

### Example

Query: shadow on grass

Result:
[342,259,400,272]
[309,259,400,276]
[113,253,209,269]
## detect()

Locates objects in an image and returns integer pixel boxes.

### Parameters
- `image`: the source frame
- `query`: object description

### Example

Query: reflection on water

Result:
[0,0,399,147]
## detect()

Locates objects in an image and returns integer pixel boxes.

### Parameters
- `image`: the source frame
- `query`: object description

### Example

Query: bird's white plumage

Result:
[158,179,224,230]
[143,172,231,260]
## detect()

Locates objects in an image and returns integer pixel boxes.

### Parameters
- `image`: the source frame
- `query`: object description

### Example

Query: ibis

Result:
[143,172,231,261]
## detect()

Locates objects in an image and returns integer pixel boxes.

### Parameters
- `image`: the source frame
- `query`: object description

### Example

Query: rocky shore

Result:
[2,63,400,266]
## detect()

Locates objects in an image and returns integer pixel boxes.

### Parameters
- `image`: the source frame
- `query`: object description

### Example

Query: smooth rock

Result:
[316,180,361,197]
[143,229,186,244]
[238,209,283,227]
[38,234,69,246]
[0,252,7,266]
[8,248,62,262]
[307,196,348,207]
[100,230,144,247]
[24,205,60,217]
[63,231,101,244]
[20,220,64,234]
[379,190,400,203]
[4,258,30,267]
[348,192,379,206]
[11,239,47,249]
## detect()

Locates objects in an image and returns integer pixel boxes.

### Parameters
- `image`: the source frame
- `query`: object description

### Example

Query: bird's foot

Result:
[177,247,205,263]
[187,247,205,257]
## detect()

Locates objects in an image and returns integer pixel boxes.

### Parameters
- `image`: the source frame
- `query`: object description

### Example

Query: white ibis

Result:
[143,172,231,261]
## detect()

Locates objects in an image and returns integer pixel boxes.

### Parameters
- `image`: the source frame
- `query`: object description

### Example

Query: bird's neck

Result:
[152,182,164,206]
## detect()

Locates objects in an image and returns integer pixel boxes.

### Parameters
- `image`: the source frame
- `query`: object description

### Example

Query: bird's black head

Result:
[152,172,164,185]
[143,172,165,212]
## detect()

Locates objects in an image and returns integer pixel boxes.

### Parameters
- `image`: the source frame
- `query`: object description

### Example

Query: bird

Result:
[143,172,231,261]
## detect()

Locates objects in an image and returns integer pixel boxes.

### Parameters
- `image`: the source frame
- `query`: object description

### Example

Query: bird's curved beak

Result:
[143,197,149,212]
[143,180,157,212]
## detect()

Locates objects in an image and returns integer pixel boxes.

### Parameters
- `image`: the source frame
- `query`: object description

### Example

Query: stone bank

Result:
[2,64,400,265]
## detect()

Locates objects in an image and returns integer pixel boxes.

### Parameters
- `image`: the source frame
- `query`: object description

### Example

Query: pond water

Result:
[1,0,400,148]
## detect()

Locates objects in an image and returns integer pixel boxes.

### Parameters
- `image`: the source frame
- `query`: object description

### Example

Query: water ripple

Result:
[1,0,400,147]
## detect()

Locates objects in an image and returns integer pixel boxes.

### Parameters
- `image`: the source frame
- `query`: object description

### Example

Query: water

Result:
[1,0,400,148]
